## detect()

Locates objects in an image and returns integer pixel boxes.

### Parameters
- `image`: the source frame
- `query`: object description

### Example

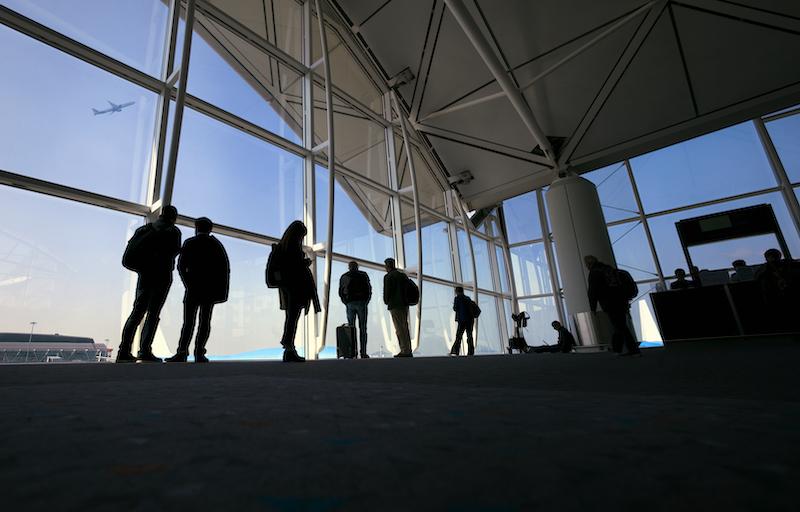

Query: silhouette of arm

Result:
[383,274,390,305]
[367,274,372,302]
[338,274,347,302]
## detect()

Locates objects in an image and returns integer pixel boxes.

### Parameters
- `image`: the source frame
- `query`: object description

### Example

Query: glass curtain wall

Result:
[502,112,800,346]
[0,0,511,361]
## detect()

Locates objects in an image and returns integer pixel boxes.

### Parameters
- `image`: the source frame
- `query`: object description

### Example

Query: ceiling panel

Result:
[674,4,800,114]
[574,9,695,159]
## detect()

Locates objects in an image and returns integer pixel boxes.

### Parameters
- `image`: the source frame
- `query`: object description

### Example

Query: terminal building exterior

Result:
[1,0,799,359]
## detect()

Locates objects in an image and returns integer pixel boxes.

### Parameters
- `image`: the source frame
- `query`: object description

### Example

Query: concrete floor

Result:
[2,337,799,511]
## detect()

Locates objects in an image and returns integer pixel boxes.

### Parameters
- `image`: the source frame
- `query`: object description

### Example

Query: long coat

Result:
[269,243,320,313]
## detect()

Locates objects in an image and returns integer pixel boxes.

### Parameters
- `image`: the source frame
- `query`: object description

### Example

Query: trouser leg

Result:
[391,308,412,354]
[195,303,214,357]
[623,311,640,354]
[120,276,149,355]
[465,320,475,355]
[452,322,465,354]
[176,296,199,356]
[357,302,368,356]
[281,304,303,350]
[139,276,172,356]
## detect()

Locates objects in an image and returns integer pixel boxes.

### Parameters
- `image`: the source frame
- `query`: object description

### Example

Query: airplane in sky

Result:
[92,100,135,116]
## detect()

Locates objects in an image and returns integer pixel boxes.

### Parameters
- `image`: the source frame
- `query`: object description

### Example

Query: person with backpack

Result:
[266,221,320,363]
[450,286,479,356]
[584,255,641,357]
[383,257,416,357]
[165,217,230,363]
[118,205,182,363]
[339,261,372,359]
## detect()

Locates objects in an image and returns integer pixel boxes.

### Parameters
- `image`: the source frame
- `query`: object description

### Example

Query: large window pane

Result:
[173,107,304,237]
[395,139,447,213]
[402,204,453,281]
[316,166,395,263]
[502,191,542,243]
[608,221,659,281]
[766,113,800,184]
[410,281,455,357]
[0,25,158,202]
[207,0,303,62]
[158,231,302,360]
[631,122,777,213]
[510,242,553,296]
[496,245,510,294]
[335,111,388,187]
[316,260,395,358]
[457,230,493,290]
[0,186,141,354]
[2,0,169,76]
[647,192,800,274]
[188,13,303,144]
[518,296,559,346]
[582,162,639,222]
[476,294,503,354]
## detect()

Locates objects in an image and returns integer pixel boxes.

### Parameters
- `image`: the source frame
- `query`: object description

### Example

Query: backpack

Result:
[265,245,281,289]
[616,269,638,301]
[470,299,482,318]
[122,224,154,272]
[405,276,420,306]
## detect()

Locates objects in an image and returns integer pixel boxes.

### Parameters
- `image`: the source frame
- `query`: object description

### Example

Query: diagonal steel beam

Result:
[419,2,652,124]
[558,0,668,168]
[410,0,446,124]
[444,0,556,165]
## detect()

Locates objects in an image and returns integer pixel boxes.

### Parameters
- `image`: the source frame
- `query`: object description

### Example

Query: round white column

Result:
[546,174,615,315]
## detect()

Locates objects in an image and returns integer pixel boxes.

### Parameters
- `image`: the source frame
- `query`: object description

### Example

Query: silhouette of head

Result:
[764,248,782,263]
[195,217,213,235]
[279,221,307,252]
[384,258,396,272]
[675,268,686,279]
[160,205,178,225]
[584,255,598,270]
[551,320,562,330]
[455,286,464,295]
[732,259,746,268]
[348,261,358,272]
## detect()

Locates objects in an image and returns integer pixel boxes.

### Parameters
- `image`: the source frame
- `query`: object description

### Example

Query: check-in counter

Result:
[651,281,788,341]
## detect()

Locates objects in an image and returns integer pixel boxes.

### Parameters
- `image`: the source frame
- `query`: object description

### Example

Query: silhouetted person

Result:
[118,205,181,363]
[266,221,320,362]
[166,217,229,363]
[384,258,412,357]
[450,286,476,356]
[339,261,372,358]
[585,255,641,356]
[532,320,577,353]
[670,268,695,290]
[730,259,754,282]
[755,248,800,332]
[551,321,576,353]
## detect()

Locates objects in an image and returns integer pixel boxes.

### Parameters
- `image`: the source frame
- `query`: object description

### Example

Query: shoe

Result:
[394,352,413,358]
[360,354,370,359]
[137,353,163,363]
[165,353,188,363]
[115,352,136,363]
[449,351,459,357]
[194,354,209,363]
[282,349,305,362]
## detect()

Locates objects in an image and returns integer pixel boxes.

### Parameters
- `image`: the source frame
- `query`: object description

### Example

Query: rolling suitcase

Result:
[336,324,357,359]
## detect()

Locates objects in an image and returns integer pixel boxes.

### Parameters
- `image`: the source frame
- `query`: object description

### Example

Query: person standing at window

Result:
[266,221,320,362]
[383,258,413,358]
[166,217,229,363]
[339,261,372,359]
[669,268,695,290]
[450,286,476,356]
[118,205,181,363]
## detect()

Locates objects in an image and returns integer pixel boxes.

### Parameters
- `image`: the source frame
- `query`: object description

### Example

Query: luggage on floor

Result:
[336,324,357,359]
